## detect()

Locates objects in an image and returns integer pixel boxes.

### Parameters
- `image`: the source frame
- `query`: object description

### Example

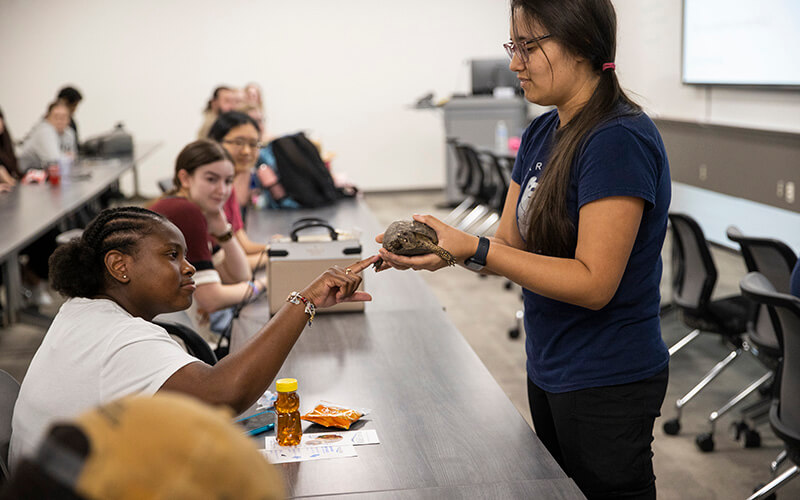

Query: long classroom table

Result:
[234,198,584,499]
[0,143,159,325]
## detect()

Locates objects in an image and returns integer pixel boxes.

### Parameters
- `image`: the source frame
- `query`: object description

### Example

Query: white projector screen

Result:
[682,0,800,86]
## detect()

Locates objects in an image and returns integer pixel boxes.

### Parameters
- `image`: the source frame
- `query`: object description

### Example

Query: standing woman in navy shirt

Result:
[377,0,670,498]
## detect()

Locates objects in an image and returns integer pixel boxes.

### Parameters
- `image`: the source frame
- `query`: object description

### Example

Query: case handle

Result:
[290,218,338,241]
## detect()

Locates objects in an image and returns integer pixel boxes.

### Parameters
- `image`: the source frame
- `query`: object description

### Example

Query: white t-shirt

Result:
[17,120,77,172]
[9,298,198,467]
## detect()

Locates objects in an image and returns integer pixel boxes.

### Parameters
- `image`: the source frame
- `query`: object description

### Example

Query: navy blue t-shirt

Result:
[512,106,671,393]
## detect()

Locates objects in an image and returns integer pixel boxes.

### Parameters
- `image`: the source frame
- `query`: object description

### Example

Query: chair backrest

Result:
[153,321,218,366]
[727,226,797,292]
[668,213,718,311]
[448,140,472,194]
[476,150,501,204]
[0,369,21,481]
[727,226,797,351]
[740,272,800,431]
[456,144,487,200]
[482,151,510,210]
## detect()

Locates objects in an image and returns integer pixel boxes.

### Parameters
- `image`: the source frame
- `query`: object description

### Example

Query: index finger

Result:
[347,255,380,274]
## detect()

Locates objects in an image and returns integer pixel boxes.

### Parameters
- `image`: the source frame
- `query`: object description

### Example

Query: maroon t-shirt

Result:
[150,197,214,271]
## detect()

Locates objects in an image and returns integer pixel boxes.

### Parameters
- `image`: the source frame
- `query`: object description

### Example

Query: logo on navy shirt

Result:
[517,172,539,232]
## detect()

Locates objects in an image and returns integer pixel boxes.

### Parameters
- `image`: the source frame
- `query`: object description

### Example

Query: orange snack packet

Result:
[300,402,365,429]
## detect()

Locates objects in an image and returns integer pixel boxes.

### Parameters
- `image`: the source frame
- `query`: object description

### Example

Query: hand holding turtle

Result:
[301,255,379,308]
[375,215,478,272]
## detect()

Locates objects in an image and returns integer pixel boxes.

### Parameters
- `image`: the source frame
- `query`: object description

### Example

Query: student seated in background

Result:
[207,112,274,265]
[17,101,77,173]
[56,85,83,143]
[0,167,13,194]
[150,140,265,335]
[9,205,375,467]
[198,85,241,140]
[208,111,262,217]
[0,106,21,193]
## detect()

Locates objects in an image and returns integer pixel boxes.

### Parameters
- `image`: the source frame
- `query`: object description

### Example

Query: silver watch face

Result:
[465,259,483,271]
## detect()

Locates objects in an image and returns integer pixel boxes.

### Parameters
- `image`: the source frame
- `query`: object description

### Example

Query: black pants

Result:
[527,367,668,500]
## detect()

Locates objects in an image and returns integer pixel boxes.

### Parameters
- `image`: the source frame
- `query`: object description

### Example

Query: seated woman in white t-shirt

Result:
[9,206,377,468]
[17,101,77,172]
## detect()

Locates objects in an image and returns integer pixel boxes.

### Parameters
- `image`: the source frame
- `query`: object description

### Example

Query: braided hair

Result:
[49,207,167,298]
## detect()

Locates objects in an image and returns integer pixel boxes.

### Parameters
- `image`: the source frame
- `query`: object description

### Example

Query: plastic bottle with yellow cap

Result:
[275,378,302,446]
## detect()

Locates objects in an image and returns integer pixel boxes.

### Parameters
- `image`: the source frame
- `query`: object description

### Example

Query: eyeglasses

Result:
[222,138,262,150]
[503,34,551,60]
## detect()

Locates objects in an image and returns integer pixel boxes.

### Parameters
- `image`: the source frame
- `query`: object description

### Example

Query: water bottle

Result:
[495,120,509,154]
[58,155,73,181]
[275,378,302,446]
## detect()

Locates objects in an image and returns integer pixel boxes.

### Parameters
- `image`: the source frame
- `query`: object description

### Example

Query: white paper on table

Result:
[263,429,380,450]
[261,444,357,464]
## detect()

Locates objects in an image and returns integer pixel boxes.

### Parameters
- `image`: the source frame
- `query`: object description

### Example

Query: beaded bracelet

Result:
[286,291,316,326]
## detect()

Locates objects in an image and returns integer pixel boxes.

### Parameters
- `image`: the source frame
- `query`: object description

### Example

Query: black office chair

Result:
[471,151,510,236]
[453,144,495,232]
[153,321,218,366]
[662,213,751,443]
[443,139,476,225]
[0,369,21,483]
[740,273,800,500]
[713,227,799,449]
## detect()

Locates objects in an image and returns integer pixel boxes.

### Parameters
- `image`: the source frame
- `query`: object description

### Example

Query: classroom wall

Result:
[615,0,800,250]
[0,0,512,197]
[615,0,800,132]
[2,0,799,249]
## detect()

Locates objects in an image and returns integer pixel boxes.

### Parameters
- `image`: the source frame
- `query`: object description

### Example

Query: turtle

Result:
[374,220,456,269]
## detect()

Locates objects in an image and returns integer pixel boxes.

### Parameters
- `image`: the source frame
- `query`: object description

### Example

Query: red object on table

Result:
[47,164,61,186]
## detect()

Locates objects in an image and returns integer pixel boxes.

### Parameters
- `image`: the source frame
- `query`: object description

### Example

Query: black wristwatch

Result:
[464,236,490,271]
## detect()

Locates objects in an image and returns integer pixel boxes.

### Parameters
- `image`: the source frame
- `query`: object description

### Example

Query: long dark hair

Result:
[207,111,261,142]
[512,0,640,258]
[49,207,167,298]
[165,139,234,195]
[0,107,20,178]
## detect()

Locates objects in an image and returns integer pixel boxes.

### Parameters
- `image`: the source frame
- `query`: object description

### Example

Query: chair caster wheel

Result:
[695,432,715,452]
[752,483,776,500]
[743,429,761,448]
[663,418,681,435]
[508,328,520,339]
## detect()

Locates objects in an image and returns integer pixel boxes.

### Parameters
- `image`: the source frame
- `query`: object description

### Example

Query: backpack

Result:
[269,132,342,208]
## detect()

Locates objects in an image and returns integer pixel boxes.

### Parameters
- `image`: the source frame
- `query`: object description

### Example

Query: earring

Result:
[122,275,128,279]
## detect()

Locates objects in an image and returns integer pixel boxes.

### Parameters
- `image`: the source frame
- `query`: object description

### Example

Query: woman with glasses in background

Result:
[376,0,670,498]
[207,111,269,270]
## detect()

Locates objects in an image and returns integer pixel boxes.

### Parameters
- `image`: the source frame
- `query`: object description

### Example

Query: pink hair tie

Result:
[602,62,616,72]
